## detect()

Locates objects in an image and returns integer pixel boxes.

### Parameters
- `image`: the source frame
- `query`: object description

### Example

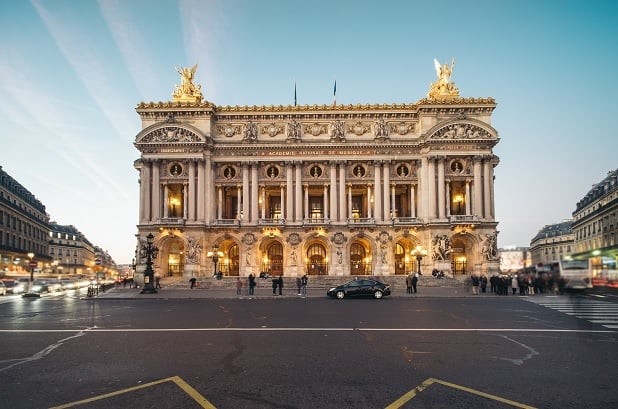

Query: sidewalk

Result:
[91,284,474,300]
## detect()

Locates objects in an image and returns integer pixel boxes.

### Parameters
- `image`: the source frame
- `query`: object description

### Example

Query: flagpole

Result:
[333,79,337,106]
[294,81,297,106]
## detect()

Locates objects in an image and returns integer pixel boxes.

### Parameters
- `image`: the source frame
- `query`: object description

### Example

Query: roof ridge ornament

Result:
[172,64,203,103]
[428,58,460,100]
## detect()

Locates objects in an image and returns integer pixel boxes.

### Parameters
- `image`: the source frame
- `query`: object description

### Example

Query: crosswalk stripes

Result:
[525,297,618,329]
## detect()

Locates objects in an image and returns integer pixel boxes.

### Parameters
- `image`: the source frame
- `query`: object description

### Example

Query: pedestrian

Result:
[272,277,278,295]
[480,275,487,293]
[412,273,419,294]
[278,275,283,295]
[296,277,302,295]
[123,277,127,288]
[471,274,480,295]
[301,274,308,295]
[189,277,197,289]
[511,275,519,295]
[248,273,256,295]
[236,277,243,295]
[155,274,161,289]
[406,274,412,294]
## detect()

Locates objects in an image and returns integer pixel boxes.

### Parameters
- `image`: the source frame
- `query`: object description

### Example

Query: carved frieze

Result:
[217,124,242,137]
[261,123,283,137]
[432,123,491,139]
[349,121,370,136]
[140,126,203,143]
[390,122,415,135]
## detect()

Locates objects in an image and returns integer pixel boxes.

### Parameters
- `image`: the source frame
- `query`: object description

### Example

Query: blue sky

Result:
[1,0,616,264]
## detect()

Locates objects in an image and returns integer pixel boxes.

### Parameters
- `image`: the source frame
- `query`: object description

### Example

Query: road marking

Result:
[49,375,216,409]
[526,298,618,329]
[386,377,536,409]
[0,327,615,333]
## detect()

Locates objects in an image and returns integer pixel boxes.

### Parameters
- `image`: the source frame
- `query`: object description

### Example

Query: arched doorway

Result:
[394,243,411,275]
[227,244,240,276]
[264,242,283,276]
[306,242,327,275]
[167,239,184,277]
[450,237,469,275]
[350,242,371,275]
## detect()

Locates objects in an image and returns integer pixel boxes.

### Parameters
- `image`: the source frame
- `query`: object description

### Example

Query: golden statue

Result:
[428,58,459,99]
[172,64,203,102]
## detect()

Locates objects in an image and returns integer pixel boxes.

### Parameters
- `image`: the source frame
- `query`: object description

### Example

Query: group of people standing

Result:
[405,273,419,294]
[470,273,564,295]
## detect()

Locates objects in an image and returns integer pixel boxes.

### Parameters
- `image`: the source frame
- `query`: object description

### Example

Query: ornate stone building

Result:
[48,222,95,276]
[133,61,500,279]
[529,220,574,267]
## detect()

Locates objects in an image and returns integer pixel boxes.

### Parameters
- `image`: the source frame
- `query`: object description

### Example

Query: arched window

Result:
[350,242,370,275]
[266,242,283,276]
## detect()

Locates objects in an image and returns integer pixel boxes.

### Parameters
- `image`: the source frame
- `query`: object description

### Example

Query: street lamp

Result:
[207,245,224,280]
[411,245,427,276]
[140,233,158,294]
[23,252,40,298]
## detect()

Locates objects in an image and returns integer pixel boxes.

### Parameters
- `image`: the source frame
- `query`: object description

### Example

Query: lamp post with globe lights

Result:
[207,245,224,280]
[411,245,428,276]
[140,233,158,294]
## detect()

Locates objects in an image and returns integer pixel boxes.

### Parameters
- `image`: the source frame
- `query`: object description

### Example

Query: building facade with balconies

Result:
[48,222,95,276]
[0,166,50,274]
[572,169,618,273]
[133,63,501,279]
[529,220,574,267]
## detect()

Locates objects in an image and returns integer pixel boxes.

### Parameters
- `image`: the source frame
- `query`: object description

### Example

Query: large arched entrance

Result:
[263,241,283,276]
[306,242,327,275]
[158,237,184,277]
[349,240,371,276]
[450,236,472,275]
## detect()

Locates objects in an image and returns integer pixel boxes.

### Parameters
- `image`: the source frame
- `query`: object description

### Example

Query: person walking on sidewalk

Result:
[155,274,161,289]
[412,273,419,294]
[278,275,284,295]
[189,277,196,289]
[248,273,256,295]
[236,277,243,295]
[272,277,278,295]
[296,277,302,295]
[301,274,308,295]
[406,274,412,294]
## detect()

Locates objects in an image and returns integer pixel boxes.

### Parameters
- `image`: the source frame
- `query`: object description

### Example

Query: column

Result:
[286,164,293,221]
[237,185,242,219]
[338,162,346,221]
[416,160,423,219]
[473,158,483,218]
[330,162,337,220]
[323,184,329,220]
[304,185,309,220]
[410,183,415,218]
[295,162,303,222]
[367,184,372,218]
[251,163,259,223]
[197,160,204,221]
[483,159,492,220]
[163,183,169,218]
[188,161,196,220]
[205,156,213,223]
[445,180,451,217]
[465,180,471,215]
[374,162,382,222]
[183,182,188,219]
[152,161,160,221]
[347,183,352,220]
[427,158,437,219]
[280,184,286,220]
[217,187,223,220]
[489,161,495,219]
[242,163,249,222]
[261,186,266,219]
[141,161,151,223]
[383,162,391,221]
[437,158,445,219]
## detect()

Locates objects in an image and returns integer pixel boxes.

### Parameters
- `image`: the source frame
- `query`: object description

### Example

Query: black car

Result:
[327,279,391,299]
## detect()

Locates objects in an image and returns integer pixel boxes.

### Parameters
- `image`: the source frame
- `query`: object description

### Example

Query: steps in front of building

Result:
[160,274,464,290]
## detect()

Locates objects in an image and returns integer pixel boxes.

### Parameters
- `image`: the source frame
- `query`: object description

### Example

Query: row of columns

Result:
[138,156,495,224]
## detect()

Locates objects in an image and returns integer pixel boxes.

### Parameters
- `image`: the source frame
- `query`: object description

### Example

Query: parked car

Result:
[1,279,26,295]
[0,281,6,296]
[32,280,62,293]
[327,278,391,299]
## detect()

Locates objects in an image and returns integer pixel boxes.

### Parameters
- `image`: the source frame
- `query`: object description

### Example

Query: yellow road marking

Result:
[386,377,537,409]
[49,375,216,409]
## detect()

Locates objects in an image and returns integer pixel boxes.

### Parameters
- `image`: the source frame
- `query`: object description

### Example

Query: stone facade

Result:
[133,66,500,280]
[529,220,574,267]
[0,166,50,274]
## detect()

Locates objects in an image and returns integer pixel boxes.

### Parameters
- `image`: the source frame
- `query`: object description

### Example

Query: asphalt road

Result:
[0,289,616,409]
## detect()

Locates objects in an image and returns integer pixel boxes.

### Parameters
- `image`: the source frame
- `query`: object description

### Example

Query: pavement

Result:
[92,281,474,300]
